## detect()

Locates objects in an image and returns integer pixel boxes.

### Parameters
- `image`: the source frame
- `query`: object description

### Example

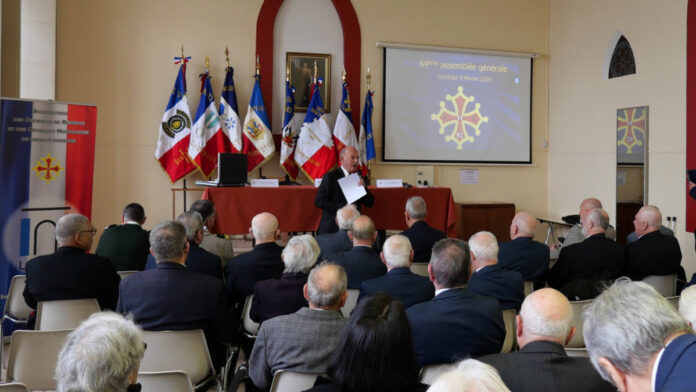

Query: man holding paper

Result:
[315,146,374,234]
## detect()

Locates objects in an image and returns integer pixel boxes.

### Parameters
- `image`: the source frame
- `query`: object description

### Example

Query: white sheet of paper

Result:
[338,173,367,204]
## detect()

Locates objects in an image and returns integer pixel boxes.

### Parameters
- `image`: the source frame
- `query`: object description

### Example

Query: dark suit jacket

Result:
[498,236,550,289]
[315,168,374,235]
[116,262,236,367]
[358,267,434,308]
[145,242,223,281]
[329,246,386,289]
[624,230,682,281]
[548,233,624,291]
[23,246,120,311]
[401,221,446,263]
[655,333,696,392]
[316,230,352,260]
[250,272,308,324]
[225,242,284,308]
[467,265,525,311]
[95,223,150,271]
[406,288,505,366]
[479,340,615,392]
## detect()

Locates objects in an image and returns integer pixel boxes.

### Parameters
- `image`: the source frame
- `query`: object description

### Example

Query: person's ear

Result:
[380,252,387,266]
[427,263,436,283]
[516,315,523,338]
[149,247,155,256]
[303,283,309,301]
[565,326,577,346]
[597,357,627,392]
[338,290,349,308]
[347,230,354,242]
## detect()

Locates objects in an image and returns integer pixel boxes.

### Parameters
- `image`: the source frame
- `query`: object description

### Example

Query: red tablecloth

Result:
[202,186,456,236]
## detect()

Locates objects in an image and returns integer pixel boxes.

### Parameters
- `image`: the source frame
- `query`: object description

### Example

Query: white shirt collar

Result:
[125,221,140,225]
[340,166,350,177]
[435,288,452,296]
[651,343,669,392]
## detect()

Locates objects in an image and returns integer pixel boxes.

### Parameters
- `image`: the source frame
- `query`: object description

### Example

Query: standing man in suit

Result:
[315,146,374,235]
[248,263,348,390]
[359,234,434,307]
[189,199,235,270]
[467,231,525,311]
[548,209,624,299]
[316,204,360,259]
[24,214,120,325]
[624,205,682,281]
[479,288,615,391]
[145,212,223,280]
[584,279,696,391]
[117,220,236,369]
[498,212,549,289]
[225,212,284,310]
[401,196,446,263]
[406,238,505,366]
[328,215,386,289]
[96,202,150,271]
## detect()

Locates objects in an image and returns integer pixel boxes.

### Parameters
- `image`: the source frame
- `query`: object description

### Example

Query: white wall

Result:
[548,0,692,276]
[19,0,55,100]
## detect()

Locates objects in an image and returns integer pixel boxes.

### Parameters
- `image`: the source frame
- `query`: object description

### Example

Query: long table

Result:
[202,186,457,236]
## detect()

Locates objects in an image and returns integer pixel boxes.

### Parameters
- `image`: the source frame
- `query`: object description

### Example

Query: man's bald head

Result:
[349,215,376,246]
[250,212,279,243]
[633,205,662,237]
[306,263,348,309]
[510,212,537,239]
[579,198,603,220]
[339,146,360,174]
[518,288,574,348]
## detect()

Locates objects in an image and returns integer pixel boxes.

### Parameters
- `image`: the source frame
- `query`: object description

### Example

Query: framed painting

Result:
[287,52,331,113]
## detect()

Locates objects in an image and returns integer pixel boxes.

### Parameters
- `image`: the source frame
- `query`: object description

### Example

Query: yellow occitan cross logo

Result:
[431,86,488,149]
[33,153,62,183]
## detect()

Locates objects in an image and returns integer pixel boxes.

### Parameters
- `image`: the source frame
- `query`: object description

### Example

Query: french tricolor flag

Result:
[295,80,337,180]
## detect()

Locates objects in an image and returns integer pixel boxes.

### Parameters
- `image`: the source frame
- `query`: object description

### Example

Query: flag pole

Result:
[366,67,372,177]
[225,46,230,69]
[181,44,188,212]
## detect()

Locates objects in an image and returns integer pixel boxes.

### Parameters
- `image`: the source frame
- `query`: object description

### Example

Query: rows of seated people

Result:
[17,195,692,391]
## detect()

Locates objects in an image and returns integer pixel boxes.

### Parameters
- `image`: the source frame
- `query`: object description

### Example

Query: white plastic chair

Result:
[1,275,32,326]
[6,329,71,390]
[269,370,320,392]
[0,383,30,392]
[410,263,429,277]
[666,295,680,309]
[341,289,360,317]
[35,298,101,330]
[564,347,589,357]
[567,299,593,348]
[419,363,455,385]
[501,309,517,353]
[117,270,139,280]
[138,371,194,392]
[523,280,534,296]
[242,294,259,338]
[642,274,677,297]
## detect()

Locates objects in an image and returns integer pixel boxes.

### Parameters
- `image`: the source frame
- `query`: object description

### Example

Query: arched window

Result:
[609,35,636,78]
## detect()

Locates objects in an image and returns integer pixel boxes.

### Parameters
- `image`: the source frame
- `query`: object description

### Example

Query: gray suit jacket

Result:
[248,307,347,390]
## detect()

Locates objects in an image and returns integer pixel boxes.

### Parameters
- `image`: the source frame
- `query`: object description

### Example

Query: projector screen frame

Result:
[379,43,535,165]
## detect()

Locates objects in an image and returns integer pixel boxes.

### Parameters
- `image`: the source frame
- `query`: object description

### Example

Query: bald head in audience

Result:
[304,263,348,310]
[517,288,575,348]
[633,205,662,238]
[381,234,414,270]
[336,204,360,230]
[56,214,97,251]
[469,231,499,271]
[509,212,537,240]
[348,215,377,247]
[250,212,279,244]
[581,208,609,237]
[579,198,603,220]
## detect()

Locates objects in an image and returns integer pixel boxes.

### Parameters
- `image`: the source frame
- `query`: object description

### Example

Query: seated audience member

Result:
[479,288,615,391]
[401,196,447,263]
[189,199,234,268]
[359,234,434,307]
[624,205,682,281]
[427,359,510,392]
[96,202,150,271]
[225,212,284,309]
[626,224,674,244]
[328,215,386,289]
[305,292,427,392]
[407,238,505,366]
[250,235,319,324]
[316,204,360,259]
[584,278,696,392]
[24,214,120,324]
[497,212,549,289]
[548,208,624,300]
[467,231,525,311]
[249,263,348,390]
[117,220,236,368]
[145,211,223,280]
[678,285,696,327]
[551,198,616,258]
[55,312,145,392]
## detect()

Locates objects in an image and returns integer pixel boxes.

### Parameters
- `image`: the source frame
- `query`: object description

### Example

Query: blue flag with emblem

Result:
[359,90,376,167]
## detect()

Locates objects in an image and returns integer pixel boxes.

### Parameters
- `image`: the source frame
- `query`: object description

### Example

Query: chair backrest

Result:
[242,294,259,337]
[36,298,101,330]
[6,329,71,390]
[410,262,429,277]
[419,363,455,385]
[138,371,195,392]
[564,347,589,358]
[500,309,517,353]
[567,299,593,348]
[523,280,534,296]
[341,289,360,318]
[3,275,32,322]
[0,383,30,392]
[642,274,677,297]
[269,370,320,392]
[666,295,680,309]
[139,329,214,385]
[118,270,139,279]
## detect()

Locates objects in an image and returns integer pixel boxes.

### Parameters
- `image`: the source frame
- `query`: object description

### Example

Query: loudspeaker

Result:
[218,153,247,186]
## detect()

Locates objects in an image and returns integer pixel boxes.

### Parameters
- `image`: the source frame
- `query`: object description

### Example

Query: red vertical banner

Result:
[687,0,696,232]
[65,105,97,219]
